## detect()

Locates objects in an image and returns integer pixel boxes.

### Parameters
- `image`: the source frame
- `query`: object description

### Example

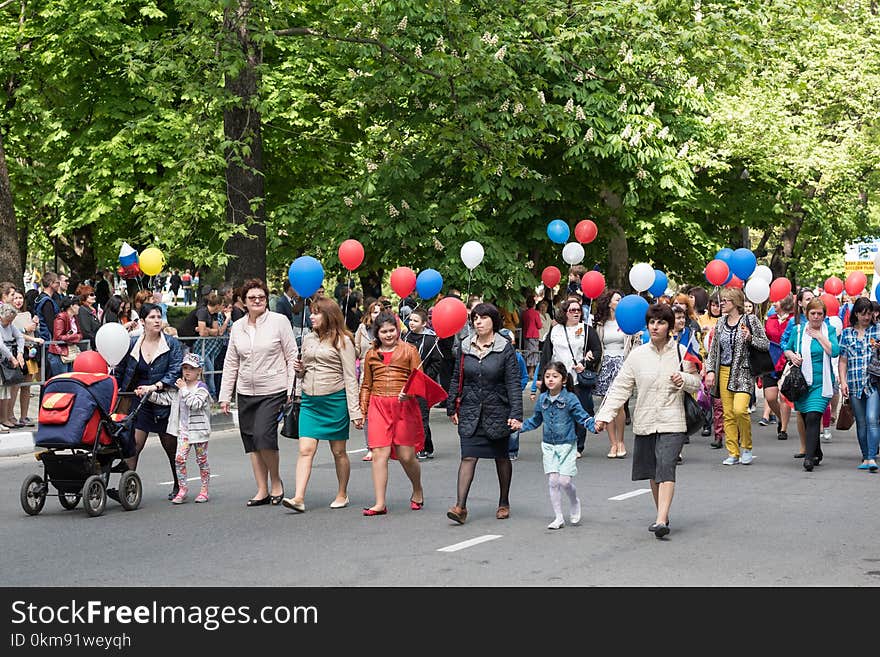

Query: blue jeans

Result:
[849,389,880,460]
[45,353,70,379]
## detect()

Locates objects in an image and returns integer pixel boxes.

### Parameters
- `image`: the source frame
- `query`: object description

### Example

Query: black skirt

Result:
[460,426,510,459]
[237,391,286,453]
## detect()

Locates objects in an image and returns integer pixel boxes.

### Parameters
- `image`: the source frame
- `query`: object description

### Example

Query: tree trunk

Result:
[769,208,804,285]
[222,1,266,288]
[0,131,23,285]
[600,189,629,291]
[53,224,98,290]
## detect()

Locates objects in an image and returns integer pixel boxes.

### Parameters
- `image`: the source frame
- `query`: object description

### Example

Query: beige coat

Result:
[295,332,362,421]
[595,339,700,434]
[218,310,298,402]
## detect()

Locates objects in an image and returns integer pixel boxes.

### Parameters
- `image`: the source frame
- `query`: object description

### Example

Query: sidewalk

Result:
[0,410,238,458]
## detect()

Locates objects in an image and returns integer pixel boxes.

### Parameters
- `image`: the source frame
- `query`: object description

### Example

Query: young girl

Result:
[158,352,212,503]
[520,362,596,529]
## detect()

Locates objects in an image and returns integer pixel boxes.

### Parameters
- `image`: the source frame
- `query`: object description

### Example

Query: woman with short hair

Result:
[219,279,298,506]
[704,287,770,466]
[595,303,700,539]
[446,303,523,524]
[76,285,101,347]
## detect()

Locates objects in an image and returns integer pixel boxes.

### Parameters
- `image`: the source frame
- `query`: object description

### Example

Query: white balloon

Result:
[874,251,880,276]
[561,242,585,265]
[628,262,655,292]
[460,241,485,270]
[95,322,132,367]
[744,277,770,304]
[752,265,773,284]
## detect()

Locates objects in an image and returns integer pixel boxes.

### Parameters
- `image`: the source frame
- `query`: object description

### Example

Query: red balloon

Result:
[704,259,729,286]
[845,271,867,297]
[580,270,605,299]
[725,275,743,289]
[574,219,598,244]
[823,276,843,296]
[338,239,365,271]
[769,277,791,302]
[390,266,417,298]
[72,350,108,374]
[431,297,468,339]
[541,266,561,289]
[820,293,840,318]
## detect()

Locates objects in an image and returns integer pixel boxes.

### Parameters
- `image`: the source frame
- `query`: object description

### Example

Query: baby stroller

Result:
[20,371,145,517]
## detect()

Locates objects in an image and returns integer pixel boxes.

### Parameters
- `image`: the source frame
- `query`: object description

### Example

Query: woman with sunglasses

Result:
[219,279,298,507]
[532,298,601,458]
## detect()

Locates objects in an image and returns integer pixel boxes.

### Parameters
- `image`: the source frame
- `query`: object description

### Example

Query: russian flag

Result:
[119,242,139,267]
[679,327,703,366]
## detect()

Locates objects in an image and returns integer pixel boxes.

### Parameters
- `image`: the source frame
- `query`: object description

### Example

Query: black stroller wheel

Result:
[20,474,47,516]
[82,475,107,517]
[59,492,82,510]
[118,471,142,511]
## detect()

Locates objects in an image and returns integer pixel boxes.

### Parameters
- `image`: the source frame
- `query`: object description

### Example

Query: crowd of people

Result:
[5,263,880,539]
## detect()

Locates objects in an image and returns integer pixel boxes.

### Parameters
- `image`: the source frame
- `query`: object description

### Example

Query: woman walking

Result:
[783,297,840,471]
[446,303,523,524]
[219,279,298,506]
[837,297,878,471]
[595,303,700,539]
[282,298,362,512]
[704,288,770,466]
[354,300,382,462]
[761,294,795,439]
[355,312,424,515]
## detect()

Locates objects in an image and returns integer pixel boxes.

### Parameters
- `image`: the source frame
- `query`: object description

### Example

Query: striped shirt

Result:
[839,324,880,398]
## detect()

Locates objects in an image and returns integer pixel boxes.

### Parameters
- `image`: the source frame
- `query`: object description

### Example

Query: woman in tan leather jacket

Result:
[282,299,362,513]
[355,312,425,515]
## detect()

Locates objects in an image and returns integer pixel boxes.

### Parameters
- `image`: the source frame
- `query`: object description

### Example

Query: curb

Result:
[0,411,238,458]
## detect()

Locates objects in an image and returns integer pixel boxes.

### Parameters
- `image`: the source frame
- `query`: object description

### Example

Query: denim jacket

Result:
[520,389,595,445]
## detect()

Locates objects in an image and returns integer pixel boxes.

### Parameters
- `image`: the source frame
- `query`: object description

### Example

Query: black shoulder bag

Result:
[280,372,300,439]
[779,324,809,402]
[676,343,703,436]
[746,315,775,377]
[564,324,597,387]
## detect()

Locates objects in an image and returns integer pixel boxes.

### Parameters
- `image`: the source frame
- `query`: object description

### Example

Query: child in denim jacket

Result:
[520,361,596,529]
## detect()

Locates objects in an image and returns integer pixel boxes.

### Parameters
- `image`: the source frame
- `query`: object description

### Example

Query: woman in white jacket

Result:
[594,303,700,539]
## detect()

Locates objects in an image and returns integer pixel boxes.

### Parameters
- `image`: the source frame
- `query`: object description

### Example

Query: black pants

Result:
[573,384,595,452]
[417,397,433,454]
[802,411,825,464]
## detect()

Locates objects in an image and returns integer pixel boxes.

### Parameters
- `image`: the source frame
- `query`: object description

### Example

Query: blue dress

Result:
[783,327,840,414]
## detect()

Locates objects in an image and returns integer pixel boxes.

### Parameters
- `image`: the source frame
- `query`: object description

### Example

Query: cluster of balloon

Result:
[288,256,324,298]
[117,242,141,280]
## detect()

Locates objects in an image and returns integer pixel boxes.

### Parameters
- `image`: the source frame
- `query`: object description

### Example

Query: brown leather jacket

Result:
[359,341,421,414]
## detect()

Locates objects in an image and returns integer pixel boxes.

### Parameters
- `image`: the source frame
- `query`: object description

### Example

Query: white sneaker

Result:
[822,429,833,443]
[722,456,740,466]
[570,499,581,525]
[547,517,565,530]
[740,450,754,465]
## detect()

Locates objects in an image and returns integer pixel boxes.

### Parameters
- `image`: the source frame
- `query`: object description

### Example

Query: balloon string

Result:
[466,270,472,302]
[343,271,352,318]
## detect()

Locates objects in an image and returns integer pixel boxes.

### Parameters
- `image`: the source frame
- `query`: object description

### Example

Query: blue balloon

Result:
[616,294,650,335]
[648,271,668,297]
[416,269,443,299]
[729,248,757,281]
[715,247,735,264]
[288,256,324,298]
[547,219,571,244]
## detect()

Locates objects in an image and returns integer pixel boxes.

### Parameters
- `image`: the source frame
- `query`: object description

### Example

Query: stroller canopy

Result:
[35,372,118,449]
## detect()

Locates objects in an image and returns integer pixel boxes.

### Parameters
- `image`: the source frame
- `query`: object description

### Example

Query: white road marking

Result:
[608,488,651,501]
[158,475,220,485]
[347,448,368,454]
[437,535,503,552]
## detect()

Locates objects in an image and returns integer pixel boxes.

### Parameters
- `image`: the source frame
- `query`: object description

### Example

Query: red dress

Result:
[365,350,425,456]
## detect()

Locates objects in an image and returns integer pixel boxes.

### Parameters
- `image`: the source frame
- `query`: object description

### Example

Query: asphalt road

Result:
[3,396,880,587]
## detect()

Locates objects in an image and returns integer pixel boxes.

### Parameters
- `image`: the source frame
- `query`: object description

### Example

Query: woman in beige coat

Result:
[282,298,362,512]
[595,303,700,539]
[219,279,298,507]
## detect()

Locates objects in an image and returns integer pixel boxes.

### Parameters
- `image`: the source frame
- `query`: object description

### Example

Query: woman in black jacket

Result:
[447,303,524,524]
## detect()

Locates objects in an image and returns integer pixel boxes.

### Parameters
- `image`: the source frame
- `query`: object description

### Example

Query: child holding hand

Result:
[520,361,596,529]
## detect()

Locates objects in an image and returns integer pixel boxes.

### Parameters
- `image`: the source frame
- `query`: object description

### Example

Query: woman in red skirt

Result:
[355,312,425,515]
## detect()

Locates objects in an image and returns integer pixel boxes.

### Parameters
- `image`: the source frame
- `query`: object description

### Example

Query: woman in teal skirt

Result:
[282,298,362,512]
[783,297,840,472]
